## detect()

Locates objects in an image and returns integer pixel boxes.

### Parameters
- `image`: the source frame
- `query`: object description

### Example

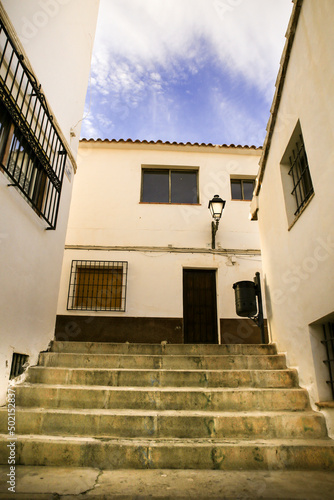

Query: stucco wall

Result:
[67,141,261,250]
[1,0,100,157]
[57,141,264,343]
[0,0,99,404]
[257,0,334,412]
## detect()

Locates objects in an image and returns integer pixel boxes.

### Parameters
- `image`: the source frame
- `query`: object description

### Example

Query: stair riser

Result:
[1,439,333,470]
[13,387,310,411]
[51,342,277,356]
[38,353,287,370]
[26,367,299,388]
[0,412,326,439]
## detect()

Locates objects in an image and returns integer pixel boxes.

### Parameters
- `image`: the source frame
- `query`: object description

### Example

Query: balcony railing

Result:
[0,18,67,229]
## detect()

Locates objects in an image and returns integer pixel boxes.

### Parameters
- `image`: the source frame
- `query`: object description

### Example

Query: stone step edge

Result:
[11,384,306,393]
[29,366,296,373]
[0,408,318,417]
[41,353,284,359]
[1,434,332,447]
[50,341,276,348]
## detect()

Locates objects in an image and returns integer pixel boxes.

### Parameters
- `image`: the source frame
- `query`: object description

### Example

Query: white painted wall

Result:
[256,0,334,428]
[1,0,99,157]
[0,0,99,404]
[67,141,261,251]
[58,141,263,336]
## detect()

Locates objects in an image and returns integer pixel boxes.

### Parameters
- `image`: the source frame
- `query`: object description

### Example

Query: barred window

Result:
[281,122,314,227]
[67,261,128,311]
[0,19,67,229]
[288,134,314,216]
[322,322,334,400]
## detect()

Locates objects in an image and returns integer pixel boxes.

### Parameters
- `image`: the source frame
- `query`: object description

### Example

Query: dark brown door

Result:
[183,269,218,344]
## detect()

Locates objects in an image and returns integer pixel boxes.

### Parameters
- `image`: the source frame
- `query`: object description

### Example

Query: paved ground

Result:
[0,467,334,499]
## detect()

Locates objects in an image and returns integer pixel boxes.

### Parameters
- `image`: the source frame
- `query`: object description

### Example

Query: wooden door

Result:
[183,269,218,344]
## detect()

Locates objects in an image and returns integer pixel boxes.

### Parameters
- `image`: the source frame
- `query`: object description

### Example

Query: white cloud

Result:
[92,0,292,95]
[83,0,293,142]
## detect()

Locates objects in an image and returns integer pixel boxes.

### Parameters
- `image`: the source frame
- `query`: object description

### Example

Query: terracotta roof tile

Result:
[80,138,262,150]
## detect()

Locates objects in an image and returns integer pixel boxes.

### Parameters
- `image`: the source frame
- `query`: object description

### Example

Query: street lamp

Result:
[208,194,226,249]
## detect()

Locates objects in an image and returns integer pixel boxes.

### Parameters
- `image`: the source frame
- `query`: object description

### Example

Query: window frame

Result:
[230,178,256,201]
[280,121,314,228]
[140,167,199,205]
[67,260,128,312]
[288,135,313,217]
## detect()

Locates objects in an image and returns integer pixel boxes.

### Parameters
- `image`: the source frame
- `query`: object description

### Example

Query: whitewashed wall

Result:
[57,140,263,343]
[0,0,99,404]
[66,141,261,251]
[256,0,334,430]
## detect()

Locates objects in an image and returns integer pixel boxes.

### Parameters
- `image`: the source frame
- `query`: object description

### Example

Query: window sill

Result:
[231,199,252,202]
[316,401,334,409]
[288,192,315,231]
[139,202,201,206]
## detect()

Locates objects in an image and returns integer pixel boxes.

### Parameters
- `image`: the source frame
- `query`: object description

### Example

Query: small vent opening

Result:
[10,353,29,379]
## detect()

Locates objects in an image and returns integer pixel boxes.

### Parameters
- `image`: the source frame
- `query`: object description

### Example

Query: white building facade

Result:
[56,139,266,345]
[0,0,99,403]
[252,0,334,433]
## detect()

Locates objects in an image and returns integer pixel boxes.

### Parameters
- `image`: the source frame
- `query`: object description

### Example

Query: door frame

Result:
[182,267,221,344]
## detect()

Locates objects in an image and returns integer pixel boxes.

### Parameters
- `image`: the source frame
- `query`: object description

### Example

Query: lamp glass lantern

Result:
[208,194,226,249]
[208,195,226,221]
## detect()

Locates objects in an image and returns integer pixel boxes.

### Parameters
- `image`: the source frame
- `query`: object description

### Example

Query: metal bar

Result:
[254,272,266,344]
[3,46,14,86]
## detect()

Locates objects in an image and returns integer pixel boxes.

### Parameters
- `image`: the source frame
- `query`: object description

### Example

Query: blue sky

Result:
[81,0,293,146]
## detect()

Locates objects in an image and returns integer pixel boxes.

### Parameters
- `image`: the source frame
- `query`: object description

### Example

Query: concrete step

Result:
[38,352,287,370]
[0,408,327,439]
[1,434,334,470]
[50,341,277,356]
[26,366,299,388]
[13,385,310,411]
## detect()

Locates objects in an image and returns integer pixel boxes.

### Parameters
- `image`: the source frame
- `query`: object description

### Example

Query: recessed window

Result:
[67,260,128,311]
[231,179,255,200]
[281,122,314,226]
[288,135,313,216]
[141,168,198,204]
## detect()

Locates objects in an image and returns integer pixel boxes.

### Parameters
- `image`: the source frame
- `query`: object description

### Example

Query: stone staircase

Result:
[1,341,334,470]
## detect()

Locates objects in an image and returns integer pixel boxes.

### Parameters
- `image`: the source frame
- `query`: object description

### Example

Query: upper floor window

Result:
[231,178,255,201]
[288,134,313,217]
[0,18,67,229]
[141,168,198,204]
[280,121,314,227]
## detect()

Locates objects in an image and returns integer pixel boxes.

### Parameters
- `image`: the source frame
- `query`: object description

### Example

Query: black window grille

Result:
[141,168,198,204]
[231,179,255,201]
[10,352,29,379]
[0,19,67,229]
[322,322,334,400]
[288,134,314,217]
[67,260,128,312]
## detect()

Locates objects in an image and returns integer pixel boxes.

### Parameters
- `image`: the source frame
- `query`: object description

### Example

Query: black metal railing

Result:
[67,260,128,312]
[10,352,29,379]
[322,322,334,400]
[0,18,67,229]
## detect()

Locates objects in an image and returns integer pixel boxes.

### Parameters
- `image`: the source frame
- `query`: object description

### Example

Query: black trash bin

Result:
[232,280,257,317]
